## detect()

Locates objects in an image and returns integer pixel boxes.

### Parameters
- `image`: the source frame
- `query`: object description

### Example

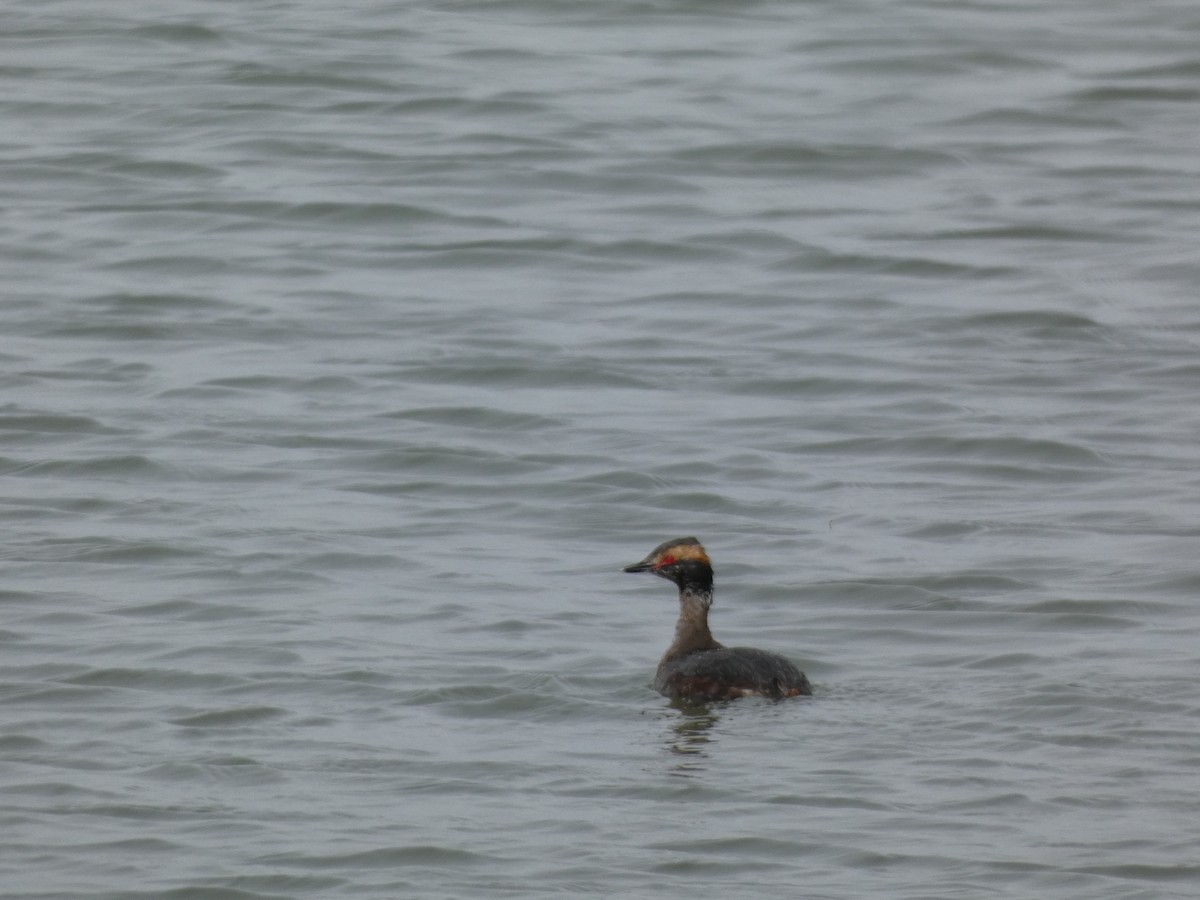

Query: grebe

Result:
[623,537,811,702]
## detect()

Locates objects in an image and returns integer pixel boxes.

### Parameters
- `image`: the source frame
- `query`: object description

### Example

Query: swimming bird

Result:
[623,537,811,702]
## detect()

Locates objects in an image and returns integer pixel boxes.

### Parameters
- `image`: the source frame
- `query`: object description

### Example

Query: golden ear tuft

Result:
[660,542,710,566]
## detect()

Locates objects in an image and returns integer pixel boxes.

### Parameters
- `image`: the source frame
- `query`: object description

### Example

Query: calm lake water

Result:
[4,1,1200,898]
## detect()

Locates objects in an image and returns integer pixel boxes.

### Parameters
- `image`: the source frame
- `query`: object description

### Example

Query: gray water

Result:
[4,1,1200,897]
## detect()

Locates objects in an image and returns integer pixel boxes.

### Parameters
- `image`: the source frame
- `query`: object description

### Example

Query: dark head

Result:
[622,536,713,594]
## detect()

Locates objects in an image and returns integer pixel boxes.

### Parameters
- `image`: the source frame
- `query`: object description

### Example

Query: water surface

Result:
[3,1,1200,898]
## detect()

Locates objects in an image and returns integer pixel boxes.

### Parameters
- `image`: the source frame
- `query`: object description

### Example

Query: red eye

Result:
[655,554,677,568]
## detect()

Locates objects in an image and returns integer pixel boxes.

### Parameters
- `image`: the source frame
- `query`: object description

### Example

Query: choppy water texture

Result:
[4,1,1200,897]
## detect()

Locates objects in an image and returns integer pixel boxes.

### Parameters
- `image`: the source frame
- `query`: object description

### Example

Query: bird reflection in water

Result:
[664,700,719,771]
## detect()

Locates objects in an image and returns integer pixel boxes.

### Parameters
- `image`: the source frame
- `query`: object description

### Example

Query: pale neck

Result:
[661,585,722,664]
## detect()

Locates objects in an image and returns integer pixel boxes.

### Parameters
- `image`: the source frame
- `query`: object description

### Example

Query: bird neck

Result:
[661,578,722,664]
